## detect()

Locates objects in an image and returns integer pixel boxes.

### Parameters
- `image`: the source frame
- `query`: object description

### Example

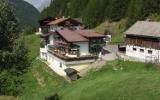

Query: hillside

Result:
[5,34,157,100]
[95,19,127,43]
[9,0,40,27]
[41,0,160,28]
[58,61,160,100]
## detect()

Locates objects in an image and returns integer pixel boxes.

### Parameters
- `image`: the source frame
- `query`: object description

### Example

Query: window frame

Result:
[140,49,144,53]
[133,48,137,51]
[148,50,152,54]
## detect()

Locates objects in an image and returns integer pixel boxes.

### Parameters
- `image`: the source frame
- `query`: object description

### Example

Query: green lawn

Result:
[58,61,160,100]
[18,35,66,100]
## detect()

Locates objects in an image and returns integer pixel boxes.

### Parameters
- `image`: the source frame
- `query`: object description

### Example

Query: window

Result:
[140,49,144,53]
[59,63,62,68]
[133,48,137,51]
[148,50,152,54]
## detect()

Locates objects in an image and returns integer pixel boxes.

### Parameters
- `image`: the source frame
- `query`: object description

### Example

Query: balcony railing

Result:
[48,43,80,57]
[48,50,97,62]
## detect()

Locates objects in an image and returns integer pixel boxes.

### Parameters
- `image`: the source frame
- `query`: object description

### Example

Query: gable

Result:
[48,18,82,26]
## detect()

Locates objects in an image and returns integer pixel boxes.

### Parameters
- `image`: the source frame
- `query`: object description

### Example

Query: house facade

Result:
[48,17,82,31]
[39,17,105,76]
[125,21,160,63]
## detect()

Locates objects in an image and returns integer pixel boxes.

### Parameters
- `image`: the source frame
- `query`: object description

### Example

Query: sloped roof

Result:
[47,18,81,25]
[125,21,160,37]
[57,29,88,42]
[75,30,105,38]
[48,18,67,25]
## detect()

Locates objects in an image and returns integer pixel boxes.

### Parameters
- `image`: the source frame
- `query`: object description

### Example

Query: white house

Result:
[125,21,160,63]
[40,27,105,76]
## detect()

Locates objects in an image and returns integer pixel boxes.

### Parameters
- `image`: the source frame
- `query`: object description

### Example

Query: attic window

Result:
[140,49,144,53]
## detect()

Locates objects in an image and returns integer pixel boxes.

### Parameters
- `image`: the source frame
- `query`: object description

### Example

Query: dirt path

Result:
[79,60,106,76]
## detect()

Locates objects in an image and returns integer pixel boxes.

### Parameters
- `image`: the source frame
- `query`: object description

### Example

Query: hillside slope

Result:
[58,61,160,100]
[9,0,40,27]
[13,34,160,100]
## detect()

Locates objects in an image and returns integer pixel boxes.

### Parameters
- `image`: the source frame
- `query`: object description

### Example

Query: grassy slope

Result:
[24,34,40,60]
[59,61,160,100]
[95,19,127,43]
[18,35,66,100]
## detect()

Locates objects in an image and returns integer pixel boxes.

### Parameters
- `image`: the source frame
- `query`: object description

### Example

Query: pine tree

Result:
[126,0,144,26]
[67,0,89,17]
[106,0,130,21]
[40,0,160,27]
[82,0,107,28]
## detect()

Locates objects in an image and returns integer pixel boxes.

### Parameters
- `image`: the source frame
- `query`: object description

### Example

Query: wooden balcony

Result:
[48,50,97,62]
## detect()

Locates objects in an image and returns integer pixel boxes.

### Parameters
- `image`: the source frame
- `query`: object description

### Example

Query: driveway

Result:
[102,44,118,61]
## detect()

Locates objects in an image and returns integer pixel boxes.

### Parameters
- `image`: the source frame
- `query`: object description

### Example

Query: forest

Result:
[41,0,160,28]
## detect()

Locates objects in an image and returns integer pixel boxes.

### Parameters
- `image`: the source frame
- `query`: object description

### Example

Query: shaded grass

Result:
[19,60,66,100]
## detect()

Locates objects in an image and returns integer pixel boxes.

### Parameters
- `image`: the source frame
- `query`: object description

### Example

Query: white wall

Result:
[49,34,54,45]
[126,45,160,62]
[47,53,67,76]
[40,45,47,60]
[46,51,95,76]
[75,42,89,56]
[50,25,64,31]
[47,53,66,69]
[39,27,42,32]
[40,52,47,60]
